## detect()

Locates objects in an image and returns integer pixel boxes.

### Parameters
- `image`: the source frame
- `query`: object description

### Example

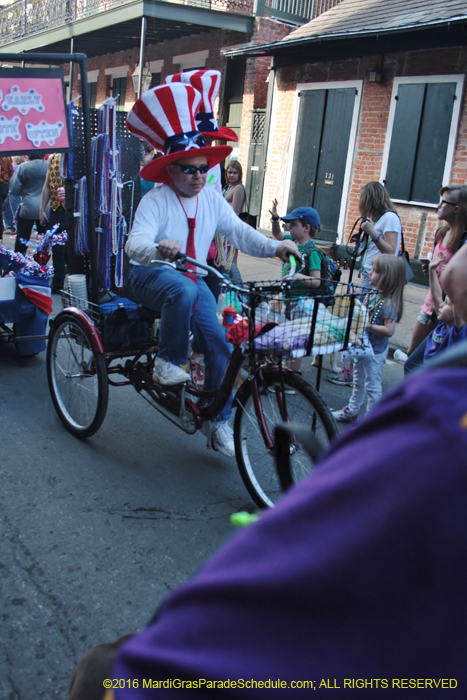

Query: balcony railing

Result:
[0,0,254,45]
[0,0,340,45]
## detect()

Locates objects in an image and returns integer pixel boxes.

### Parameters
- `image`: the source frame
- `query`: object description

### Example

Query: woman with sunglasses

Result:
[407,185,467,357]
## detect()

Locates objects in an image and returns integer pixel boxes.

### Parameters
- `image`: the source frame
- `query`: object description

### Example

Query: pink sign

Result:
[0,68,69,155]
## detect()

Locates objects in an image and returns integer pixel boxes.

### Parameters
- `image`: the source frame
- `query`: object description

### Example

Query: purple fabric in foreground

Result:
[114,368,467,698]
[425,321,467,363]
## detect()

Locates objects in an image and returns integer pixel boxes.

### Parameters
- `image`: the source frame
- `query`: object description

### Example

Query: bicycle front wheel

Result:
[234,370,337,509]
[47,315,109,438]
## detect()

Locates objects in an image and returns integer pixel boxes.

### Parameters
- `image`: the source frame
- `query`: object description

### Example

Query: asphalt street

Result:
[0,252,406,699]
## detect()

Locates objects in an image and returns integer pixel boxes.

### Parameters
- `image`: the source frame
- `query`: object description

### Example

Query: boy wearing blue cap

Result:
[270,198,324,297]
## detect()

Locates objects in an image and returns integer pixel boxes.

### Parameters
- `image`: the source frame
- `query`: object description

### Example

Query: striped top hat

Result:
[165,70,238,143]
[126,82,232,183]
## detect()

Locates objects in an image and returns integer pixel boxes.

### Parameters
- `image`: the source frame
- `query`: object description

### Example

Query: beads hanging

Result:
[73,97,126,290]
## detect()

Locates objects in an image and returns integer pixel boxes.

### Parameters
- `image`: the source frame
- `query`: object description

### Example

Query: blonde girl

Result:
[332,255,405,423]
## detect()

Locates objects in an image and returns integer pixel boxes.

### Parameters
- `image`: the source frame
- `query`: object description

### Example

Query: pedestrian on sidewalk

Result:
[329,181,402,388]
[332,254,405,423]
[39,153,67,292]
[0,155,13,242]
[9,155,48,254]
[406,184,467,358]
[405,253,467,374]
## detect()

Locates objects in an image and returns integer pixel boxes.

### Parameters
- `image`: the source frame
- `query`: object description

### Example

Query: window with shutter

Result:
[381,76,464,206]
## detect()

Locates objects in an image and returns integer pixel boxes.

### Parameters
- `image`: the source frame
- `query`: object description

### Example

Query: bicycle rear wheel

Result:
[47,315,108,438]
[234,370,337,508]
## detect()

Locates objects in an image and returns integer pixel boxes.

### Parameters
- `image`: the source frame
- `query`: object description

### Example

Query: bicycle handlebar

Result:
[150,245,299,287]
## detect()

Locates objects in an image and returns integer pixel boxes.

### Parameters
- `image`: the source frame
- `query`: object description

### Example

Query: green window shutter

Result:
[288,90,326,210]
[384,83,425,201]
[385,81,457,204]
[411,82,456,204]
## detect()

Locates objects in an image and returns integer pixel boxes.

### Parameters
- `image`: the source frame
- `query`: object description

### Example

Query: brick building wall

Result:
[238,18,295,169]
[262,46,467,260]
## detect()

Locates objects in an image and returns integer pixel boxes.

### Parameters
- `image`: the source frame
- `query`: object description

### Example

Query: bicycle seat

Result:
[137,305,161,324]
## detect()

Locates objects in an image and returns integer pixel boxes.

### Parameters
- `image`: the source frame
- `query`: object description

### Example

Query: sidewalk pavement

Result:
[236,250,427,354]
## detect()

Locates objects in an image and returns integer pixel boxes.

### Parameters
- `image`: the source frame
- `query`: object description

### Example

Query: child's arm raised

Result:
[269,198,285,241]
[428,254,445,312]
[452,300,465,332]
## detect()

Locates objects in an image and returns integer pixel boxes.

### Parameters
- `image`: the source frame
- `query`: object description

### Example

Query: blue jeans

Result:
[9,193,21,224]
[129,265,233,421]
[348,346,388,415]
[2,198,14,230]
[404,337,428,376]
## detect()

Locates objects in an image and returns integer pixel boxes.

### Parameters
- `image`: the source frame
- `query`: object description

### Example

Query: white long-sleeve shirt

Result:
[126,184,279,270]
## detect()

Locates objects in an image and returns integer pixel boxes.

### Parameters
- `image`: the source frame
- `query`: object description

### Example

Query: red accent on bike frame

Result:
[53,308,105,354]
[252,366,294,452]
[252,378,275,452]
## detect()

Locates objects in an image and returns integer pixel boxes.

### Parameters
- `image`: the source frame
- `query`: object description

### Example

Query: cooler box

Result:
[0,274,49,356]
[14,274,50,355]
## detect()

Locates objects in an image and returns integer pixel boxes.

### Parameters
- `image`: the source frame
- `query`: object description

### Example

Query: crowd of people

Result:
[3,68,466,696]
[60,69,467,698]
[0,151,68,293]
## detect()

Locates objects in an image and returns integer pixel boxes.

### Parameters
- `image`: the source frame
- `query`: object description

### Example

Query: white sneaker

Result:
[203,421,235,457]
[153,357,191,386]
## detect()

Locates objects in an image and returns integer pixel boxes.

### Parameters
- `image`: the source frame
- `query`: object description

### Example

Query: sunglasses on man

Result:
[173,163,210,175]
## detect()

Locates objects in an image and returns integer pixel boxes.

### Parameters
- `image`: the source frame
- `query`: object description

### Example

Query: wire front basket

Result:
[60,290,100,323]
[225,280,380,360]
[60,290,155,352]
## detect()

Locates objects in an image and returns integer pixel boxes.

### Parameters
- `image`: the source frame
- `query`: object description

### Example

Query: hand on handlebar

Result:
[157,239,182,261]
[276,239,300,264]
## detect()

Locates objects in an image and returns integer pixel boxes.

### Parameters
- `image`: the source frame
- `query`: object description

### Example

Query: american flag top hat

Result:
[165,70,238,143]
[126,82,232,183]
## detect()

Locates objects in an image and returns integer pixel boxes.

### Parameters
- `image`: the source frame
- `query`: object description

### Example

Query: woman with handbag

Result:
[327,181,402,388]
[358,181,402,292]
[407,184,467,356]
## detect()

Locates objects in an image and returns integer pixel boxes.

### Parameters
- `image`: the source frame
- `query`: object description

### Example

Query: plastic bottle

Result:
[216,291,226,324]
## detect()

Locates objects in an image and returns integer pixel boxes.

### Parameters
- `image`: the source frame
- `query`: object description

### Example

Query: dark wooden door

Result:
[287,87,355,241]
